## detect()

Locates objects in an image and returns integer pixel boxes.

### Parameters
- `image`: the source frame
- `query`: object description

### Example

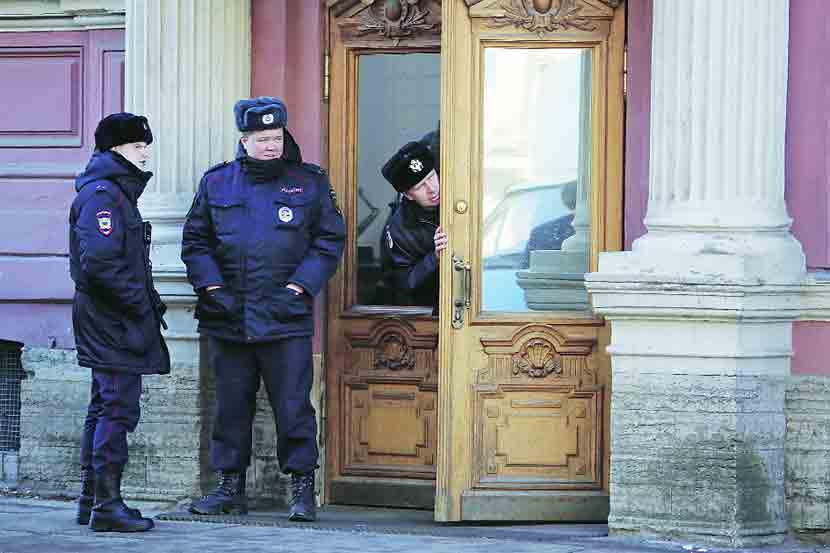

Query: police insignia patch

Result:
[409,158,423,173]
[96,210,113,236]
[329,187,342,216]
[278,206,294,223]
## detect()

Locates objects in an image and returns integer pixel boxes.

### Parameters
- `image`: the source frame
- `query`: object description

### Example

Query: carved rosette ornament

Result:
[492,0,598,36]
[374,332,416,371]
[511,338,563,378]
[358,0,436,42]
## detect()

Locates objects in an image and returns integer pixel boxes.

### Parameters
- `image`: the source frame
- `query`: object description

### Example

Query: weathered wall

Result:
[786,377,830,543]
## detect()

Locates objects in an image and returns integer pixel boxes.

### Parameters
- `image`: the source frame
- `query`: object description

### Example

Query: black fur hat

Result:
[381,141,435,193]
[234,96,287,132]
[94,112,153,152]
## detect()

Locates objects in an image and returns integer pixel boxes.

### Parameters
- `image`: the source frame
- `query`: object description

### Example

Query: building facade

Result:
[0,0,828,547]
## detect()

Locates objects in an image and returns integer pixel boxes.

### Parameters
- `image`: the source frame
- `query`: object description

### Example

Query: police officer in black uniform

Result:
[182,97,345,522]
[379,141,447,311]
[70,113,170,532]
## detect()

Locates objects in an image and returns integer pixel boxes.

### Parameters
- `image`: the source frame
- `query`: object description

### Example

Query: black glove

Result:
[198,287,237,319]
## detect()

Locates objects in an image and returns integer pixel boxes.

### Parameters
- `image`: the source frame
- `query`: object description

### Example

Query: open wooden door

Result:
[325,0,443,509]
[435,0,625,521]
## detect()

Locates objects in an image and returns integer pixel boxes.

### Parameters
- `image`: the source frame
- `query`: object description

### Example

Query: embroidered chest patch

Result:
[277,206,294,223]
[280,186,304,195]
[96,210,113,236]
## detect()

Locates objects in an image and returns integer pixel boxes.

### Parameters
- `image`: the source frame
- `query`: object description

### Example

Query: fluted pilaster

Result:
[126,0,250,255]
[646,1,789,231]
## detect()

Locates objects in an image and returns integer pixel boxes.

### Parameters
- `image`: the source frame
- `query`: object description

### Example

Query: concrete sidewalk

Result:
[0,496,827,553]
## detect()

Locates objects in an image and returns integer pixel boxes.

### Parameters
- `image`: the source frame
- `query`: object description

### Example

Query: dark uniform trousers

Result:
[208,336,317,474]
[80,371,142,472]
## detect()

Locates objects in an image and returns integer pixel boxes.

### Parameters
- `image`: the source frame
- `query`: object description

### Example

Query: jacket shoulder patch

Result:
[96,210,114,236]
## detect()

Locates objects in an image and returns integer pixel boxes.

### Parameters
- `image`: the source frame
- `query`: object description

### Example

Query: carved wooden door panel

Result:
[435,0,625,521]
[325,0,442,508]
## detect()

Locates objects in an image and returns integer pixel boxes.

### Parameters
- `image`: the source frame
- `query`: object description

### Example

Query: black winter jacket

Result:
[69,152,170,375]
[379,197,439,310]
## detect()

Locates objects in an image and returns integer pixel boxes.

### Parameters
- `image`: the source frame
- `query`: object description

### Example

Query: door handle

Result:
[452,254,471,329]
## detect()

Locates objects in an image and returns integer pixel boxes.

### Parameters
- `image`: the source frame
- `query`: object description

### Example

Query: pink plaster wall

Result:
[793,322,830,376]
[785,0,830,271]
[623,0,652,249]
[251,0,324,163]
[0,29,124,349]
[251,0,326,351]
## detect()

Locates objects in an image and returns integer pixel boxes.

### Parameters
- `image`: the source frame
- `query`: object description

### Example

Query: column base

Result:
[586,247,803,547]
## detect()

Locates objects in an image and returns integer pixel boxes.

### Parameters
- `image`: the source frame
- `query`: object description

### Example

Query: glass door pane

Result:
[480,47,593,314]
[355,52,440,306]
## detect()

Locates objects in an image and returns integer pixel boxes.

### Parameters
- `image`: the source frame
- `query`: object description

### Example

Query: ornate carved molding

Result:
[357,0,436,40]
[492,0,597,34]
[511,338,562,378]
[467,0,620,38]
[329,0,441,45]
[465,0,620,7]
[374,332,417,371]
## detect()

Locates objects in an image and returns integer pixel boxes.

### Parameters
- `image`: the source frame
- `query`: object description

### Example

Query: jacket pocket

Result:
[209,197,245,235]
[270,286,312,321]
[121,318,149,355]
[273,196,309,230]
[196,287,238,321]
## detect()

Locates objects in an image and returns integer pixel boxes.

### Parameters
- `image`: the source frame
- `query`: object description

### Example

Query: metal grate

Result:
[0,341,24,452]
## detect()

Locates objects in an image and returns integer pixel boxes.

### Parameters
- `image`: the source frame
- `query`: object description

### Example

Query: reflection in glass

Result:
[355,53,440,305]
[480,48,592,313]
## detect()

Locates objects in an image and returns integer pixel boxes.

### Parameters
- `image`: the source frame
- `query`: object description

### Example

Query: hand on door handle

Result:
[452,254,471,329]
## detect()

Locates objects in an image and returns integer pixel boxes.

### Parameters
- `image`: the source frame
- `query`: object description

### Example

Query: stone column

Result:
[124,0,250,500]
[586,0,804,547]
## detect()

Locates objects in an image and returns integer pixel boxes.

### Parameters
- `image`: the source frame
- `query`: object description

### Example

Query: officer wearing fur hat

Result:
[182,97,345,522]
[69,112,170,532]
[379,141,447,311]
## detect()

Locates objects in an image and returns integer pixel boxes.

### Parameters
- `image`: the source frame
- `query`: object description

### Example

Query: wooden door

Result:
[435,0,625,521]
[325,0,443,509]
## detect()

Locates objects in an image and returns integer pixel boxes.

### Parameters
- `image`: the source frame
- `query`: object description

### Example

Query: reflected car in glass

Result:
[481,181,573,312]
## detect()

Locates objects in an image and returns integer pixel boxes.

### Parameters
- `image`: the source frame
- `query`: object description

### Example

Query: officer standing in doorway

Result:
[70,113,170,532]
[379,141,447,311]
[182,97,345,522]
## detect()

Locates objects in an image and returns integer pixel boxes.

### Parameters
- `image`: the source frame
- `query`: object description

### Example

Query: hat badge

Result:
[409,158,423,173]
[262,113,275,125]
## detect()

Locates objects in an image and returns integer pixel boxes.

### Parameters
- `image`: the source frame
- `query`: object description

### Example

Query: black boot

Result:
[77,468,143,525]
[89,469,154,532]
[288,472,316,522]
[75,468,95,525]
[189,470,247,515]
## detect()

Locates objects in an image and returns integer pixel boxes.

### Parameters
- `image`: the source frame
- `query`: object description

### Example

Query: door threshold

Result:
[156,504,608,542]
